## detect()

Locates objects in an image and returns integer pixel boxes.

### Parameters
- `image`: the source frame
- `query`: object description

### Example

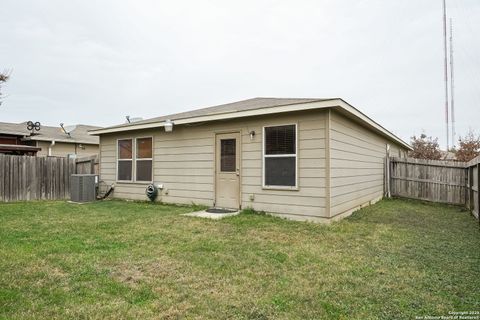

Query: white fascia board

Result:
[89,99,411,150]
[88,100,339,135]
[89,122,169,135]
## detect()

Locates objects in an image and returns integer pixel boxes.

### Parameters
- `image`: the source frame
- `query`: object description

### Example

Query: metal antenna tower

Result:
[450,18,456,148]
[442,0,450,150]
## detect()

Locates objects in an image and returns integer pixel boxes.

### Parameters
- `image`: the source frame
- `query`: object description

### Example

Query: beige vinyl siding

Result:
[99,110,327,218]
[388,143,406,158]
[36,141,73,156]
[76,144,99,157]
[329,111,407,217]
[36,141,99,157]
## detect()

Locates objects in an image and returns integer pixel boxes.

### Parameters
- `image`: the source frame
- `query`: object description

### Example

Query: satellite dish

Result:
[129,117,143,123]
[59,123,75,137]
[63,125,77,133]
[125,116,143,123]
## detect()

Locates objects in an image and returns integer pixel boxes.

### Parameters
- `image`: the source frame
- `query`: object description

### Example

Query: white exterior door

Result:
[215,132,240,209]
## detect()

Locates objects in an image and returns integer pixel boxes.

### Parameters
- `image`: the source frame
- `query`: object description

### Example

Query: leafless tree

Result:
[0,70,10,106]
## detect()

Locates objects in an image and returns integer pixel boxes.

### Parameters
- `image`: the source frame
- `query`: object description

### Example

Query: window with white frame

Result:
[117,137,153,182]
[136,137,153,182]
[117,139,133,181]
[263,124,297,188]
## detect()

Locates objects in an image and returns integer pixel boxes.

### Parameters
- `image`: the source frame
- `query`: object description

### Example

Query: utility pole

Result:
[442,0,450,151]
[450,18,456,148]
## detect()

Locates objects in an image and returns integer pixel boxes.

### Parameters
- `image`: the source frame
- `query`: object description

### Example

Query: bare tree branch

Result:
[0,69,11,106]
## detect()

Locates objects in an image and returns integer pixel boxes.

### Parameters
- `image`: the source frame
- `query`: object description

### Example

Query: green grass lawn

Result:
[0,198,479,319]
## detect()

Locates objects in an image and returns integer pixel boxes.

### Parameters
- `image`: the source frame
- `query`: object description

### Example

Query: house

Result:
[0,122,100,157]
[0,123,40,155]
[90,98,411,222]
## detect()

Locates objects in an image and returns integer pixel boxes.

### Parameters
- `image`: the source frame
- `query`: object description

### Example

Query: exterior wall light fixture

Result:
[164,119,173,132]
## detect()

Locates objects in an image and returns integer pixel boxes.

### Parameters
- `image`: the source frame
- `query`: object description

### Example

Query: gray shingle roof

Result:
[0,122,100,144]
[100,97,334,131]
[88,97,411,149]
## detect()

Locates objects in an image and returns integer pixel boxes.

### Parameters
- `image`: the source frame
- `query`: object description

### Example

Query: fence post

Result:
[468,165,474,210]
[477,161,480,222]
[384,155,387,197]
[465,165,469,209]
[385,154,391,198]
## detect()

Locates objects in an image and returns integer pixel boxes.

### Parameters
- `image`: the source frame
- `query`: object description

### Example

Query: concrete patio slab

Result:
[183,209,240,220]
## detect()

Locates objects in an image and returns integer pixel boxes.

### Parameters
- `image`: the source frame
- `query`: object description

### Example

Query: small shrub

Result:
[241,207,266,215]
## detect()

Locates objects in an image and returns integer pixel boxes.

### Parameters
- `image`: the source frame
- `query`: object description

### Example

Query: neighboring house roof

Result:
[0,122,31,136]
[0,144,41,153]
[0,122,100,144]
[440,150,457,160]
[89,97,412,150]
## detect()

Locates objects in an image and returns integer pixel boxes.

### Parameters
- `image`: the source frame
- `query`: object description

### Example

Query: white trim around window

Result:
[116,137,154,183]
[262,123,298,190]
[116,138,134,182]
[135,136,153,183]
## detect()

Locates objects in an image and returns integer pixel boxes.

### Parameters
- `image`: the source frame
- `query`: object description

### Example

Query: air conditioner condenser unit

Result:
[70,174,98,202]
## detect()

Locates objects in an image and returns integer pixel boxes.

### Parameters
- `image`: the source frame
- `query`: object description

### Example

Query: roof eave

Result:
[0,144,42,152]
[89,98,411,150]
[0,131,28,136]
[23,136,99,144]
[89,99,340,135]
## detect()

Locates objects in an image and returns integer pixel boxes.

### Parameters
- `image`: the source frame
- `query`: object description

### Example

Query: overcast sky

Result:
[1,0,479,148]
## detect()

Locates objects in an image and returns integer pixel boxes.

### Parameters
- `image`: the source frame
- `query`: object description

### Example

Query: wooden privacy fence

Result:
[389,156,480,219]
[0,154,98,202]
[466,157,479,219]
[75,155,99,174]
